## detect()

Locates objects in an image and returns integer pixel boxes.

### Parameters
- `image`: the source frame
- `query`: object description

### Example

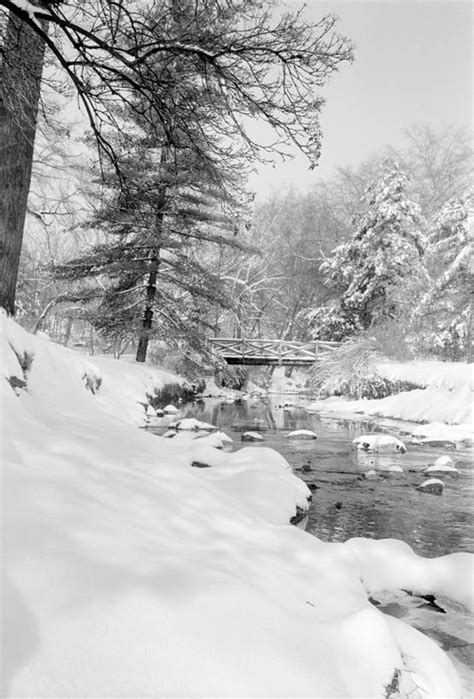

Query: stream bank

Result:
[147,392,474,694]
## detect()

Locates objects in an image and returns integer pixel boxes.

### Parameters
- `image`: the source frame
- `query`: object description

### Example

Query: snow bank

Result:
[306,360,472,428]
[307,385,472,431]
[347,538,474,612]
[1,314,469,698]
[376,360,473,391]
[90,354,186,426]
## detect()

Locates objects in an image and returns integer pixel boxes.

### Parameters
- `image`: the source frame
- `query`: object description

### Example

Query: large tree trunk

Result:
[0,4,49,314]
[136,253,161,363]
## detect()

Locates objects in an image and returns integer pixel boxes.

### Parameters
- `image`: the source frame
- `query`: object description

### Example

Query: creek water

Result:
[148,393,473,690]
[149,393,474,557]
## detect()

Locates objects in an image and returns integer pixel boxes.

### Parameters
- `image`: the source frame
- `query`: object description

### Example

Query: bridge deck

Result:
[209,338,339,366]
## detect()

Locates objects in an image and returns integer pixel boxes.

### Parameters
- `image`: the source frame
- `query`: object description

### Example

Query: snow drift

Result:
[1,313,470,697]
[307,359,473,439]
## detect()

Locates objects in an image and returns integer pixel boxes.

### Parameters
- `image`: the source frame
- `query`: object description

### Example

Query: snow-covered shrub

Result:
[146,381,196,410]
[82,362,102,394]
[309,329,421,399]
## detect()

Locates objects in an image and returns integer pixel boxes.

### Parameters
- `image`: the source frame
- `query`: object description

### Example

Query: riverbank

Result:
[1,313,472,698]
[304,359,472,444]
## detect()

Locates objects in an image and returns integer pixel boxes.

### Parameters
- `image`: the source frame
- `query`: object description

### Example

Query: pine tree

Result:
[54,131,251,361]
[414,192,473,360]
[312,164,429,339]
[53,0,258,362]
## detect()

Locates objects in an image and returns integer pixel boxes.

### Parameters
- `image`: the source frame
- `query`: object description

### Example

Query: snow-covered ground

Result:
[306,359,473,444]
[1,313,473,698]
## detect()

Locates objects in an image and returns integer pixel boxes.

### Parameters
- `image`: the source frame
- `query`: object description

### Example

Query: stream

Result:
[147,392,473,691]
[149,393,473,557]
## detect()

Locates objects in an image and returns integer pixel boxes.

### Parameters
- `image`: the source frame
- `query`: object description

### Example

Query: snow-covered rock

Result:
[425,456,460,477]
[346,537,473,612]
[172,417,216,431]
[432,455,455,468]
[163,404,179,414]
[162,429,177,438]
[363,469,378,479]
[189,444,227,469]
[287,429,317,440]
[385,464,404,473]
[214,431,233,444]
[82,361,102,394]
[193,433,225,449]
[241,431,264,442]
[353,434,407,453]
[417,478,444,495]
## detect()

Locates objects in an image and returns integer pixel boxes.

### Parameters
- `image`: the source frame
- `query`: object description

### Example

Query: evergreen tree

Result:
[54,0,258,361]
[414,192,473,360]
[312,164,429,339]
[54,130,251,361]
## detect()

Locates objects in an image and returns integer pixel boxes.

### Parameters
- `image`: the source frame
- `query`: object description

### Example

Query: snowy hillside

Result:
[1,314,472,698]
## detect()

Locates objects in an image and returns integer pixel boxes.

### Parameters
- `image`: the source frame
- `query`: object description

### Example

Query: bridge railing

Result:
[209,337,339,364]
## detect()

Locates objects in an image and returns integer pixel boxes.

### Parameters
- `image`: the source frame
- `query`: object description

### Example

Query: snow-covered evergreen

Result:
[312,164,429,339]
[414,192,473,359]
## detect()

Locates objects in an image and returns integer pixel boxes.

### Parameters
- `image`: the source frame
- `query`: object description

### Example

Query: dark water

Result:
[148,393,474,557]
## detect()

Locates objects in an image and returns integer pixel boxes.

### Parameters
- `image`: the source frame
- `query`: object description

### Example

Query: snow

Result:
[307,359,473,432]
[346,538,474,612]
[287,429,318,439]
[353,434,407,453]
[375,360,473,391]
[170,417,217,431]
[241,430,264,441]
[162,429,177,438]
[14,0,47,29]
[418,477,444,491]
[425,456,460,476]
[1,314,471,698]
[85,355,185,427]
[432,455,455,468]
[411,422,473,445]
[193,433,227,449]
[214,430,233,443]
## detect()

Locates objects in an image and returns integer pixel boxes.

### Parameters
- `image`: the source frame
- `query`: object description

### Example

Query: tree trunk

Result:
[63,316,73,346]
[89,323,95,355]
[0,4,49,314]
[136,254,160,363]
[135,146,168,363]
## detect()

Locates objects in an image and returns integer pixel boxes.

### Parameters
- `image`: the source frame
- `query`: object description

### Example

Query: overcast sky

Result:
[250,0,472,198]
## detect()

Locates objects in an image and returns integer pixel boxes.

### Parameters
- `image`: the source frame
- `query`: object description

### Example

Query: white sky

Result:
[250,0,472,198]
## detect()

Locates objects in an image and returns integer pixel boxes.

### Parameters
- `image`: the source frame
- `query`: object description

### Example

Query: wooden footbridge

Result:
[209,338,339,366]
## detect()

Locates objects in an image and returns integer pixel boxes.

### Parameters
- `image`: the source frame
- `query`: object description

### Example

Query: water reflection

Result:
[148,394,474,557]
